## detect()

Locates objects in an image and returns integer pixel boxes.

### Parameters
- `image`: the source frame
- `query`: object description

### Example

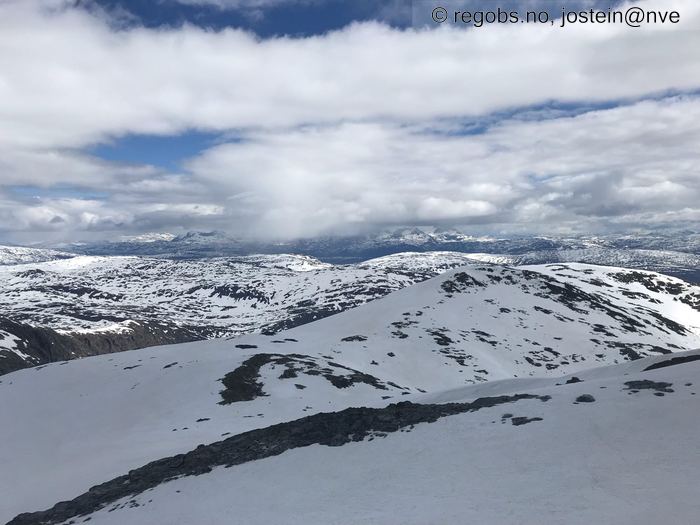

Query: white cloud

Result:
[178,96,700,238]
[0,0,698,240]
[1,0,699,150]
[3,96,700,241]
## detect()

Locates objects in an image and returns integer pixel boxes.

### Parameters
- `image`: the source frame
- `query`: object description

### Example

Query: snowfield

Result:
[1,262,700,522]
[7,350,700,525]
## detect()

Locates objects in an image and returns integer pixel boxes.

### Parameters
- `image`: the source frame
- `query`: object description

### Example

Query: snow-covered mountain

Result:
[2,251,698,376]
[50,228,700,259]
[44,229,700,283]
[0,245,75,266]
[462,248,700,283]
[2,262,699,522]
[118,233,177,243]
[0,252,481,374]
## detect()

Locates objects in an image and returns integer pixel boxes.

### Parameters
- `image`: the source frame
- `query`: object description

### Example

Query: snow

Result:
[46,351,700,525]
[0,253,460,337]
[361,251,489,270]
[1,262,700,522]
[118,233,176,243]
[259,253,332,271]
[0,245,75,265]
[364,248,700,280]
[0,330,26,359]
[529,263,700,333]
[1,249,696,353]
[483,248,700,275]
[55,321,137,336]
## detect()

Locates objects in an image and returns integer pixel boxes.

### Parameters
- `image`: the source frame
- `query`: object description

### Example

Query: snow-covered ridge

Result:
[118,233,176,243]
[490,247,700,272]
[363,251,515,269]
[368,248,700,282]
[0,245,75,265]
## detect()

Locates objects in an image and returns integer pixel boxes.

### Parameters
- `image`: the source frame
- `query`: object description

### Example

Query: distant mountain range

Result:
[7,228,699,283]
[44,228,700,261]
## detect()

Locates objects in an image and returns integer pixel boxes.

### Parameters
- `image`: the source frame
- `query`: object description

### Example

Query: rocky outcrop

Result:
[0,317,210,376]
[8,394,550,525]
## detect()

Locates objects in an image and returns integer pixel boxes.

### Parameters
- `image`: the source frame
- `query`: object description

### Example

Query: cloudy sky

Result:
[0,0,699,243]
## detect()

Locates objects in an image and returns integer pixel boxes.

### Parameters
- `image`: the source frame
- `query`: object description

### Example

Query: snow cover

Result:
[8,350,700,525]
[70,351,700,525]
[0,252,465,338]
[0,245,75,266]
[360,251,491,271]
[515,247,700,272]
[55,321,137,336]
[0,249,696,352]
[118,233,177,243]
[379,248,700,278]
[0,330,25,359]
[1,262,699,522]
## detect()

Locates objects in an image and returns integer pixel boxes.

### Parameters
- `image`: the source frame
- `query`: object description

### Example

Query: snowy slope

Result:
[1,262,699,521]
[9,350,700,525]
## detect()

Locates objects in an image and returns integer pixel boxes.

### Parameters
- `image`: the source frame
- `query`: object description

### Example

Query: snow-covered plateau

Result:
[0,251,488,374]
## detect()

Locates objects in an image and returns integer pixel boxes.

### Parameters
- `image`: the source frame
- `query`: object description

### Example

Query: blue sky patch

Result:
[89,131,223,171]
[93,0,395,37]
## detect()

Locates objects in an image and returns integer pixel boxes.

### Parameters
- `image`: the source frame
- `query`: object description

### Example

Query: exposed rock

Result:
[0,317,206,376]
[510,416,544,426]
[575,394,595,403]
[643,354,700,372]
[623,380,674,393]
[218,353,407,405]
[8,394,551,525]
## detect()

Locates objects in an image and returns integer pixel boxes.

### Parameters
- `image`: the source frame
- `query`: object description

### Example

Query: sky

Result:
[0,0,699,243]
